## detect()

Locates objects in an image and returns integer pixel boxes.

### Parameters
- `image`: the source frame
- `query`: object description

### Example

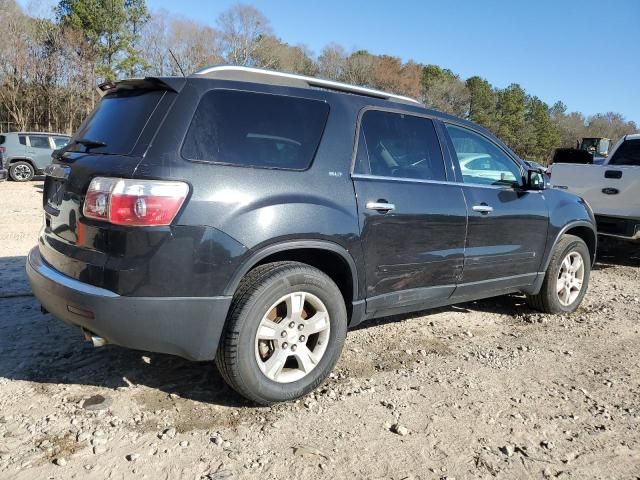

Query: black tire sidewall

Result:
[546,237,591,313]
[10,162,34,182]
[234,268,347,403]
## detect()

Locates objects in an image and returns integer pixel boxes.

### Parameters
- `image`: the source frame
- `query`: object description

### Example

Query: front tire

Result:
[9,161,35,182]
[526,234,590,314]
[216,261,347,405]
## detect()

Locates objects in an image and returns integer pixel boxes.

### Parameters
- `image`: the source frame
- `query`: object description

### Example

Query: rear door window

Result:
[355,110,446,181]
[70,90,165,155]
[28,135,51,149]
[609,139,640,166]
[182,90,330,170]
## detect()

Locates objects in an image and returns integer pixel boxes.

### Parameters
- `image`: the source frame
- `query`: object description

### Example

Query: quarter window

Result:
[182,90,330,170]
[18,135,26,146]
[356,110,446,181]
[445,124,521,187]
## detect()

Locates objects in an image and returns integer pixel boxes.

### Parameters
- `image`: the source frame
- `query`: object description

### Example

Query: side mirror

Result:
[526,168,546,190]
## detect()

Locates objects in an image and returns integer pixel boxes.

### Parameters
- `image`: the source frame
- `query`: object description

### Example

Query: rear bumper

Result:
[595,215,640,241]
[26,246,232,361]
[0,168,6,181]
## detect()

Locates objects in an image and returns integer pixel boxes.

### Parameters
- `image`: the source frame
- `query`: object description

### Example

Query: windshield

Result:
[69,90,165,155]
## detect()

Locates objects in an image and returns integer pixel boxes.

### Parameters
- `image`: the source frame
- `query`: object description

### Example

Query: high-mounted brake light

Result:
[83,177,189,226]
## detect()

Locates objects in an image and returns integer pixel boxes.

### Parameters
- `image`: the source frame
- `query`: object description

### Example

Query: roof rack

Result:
[193,65,423,106]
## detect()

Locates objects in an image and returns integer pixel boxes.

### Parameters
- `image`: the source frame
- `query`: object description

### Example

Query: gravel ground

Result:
[0,180,639,479]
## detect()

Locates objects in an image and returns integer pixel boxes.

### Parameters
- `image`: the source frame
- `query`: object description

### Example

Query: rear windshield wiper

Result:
[69,138,107,150]
[54,138,107,159]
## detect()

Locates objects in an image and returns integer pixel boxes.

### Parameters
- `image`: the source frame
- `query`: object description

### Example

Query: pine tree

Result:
[466,76,496,131]
[56,0,149,81]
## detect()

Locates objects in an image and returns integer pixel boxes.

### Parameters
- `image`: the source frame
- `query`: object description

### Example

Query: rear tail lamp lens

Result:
[83,177,189,226]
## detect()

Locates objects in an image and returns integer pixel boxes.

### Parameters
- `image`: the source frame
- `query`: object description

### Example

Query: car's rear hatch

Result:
[40,78,184,291]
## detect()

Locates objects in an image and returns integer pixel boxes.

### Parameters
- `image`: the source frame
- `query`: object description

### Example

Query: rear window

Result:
[0,135,5,145]
[182,90,330,170]
[52,137,69,149]
[28,135,50,149]
[70,90,164,155]
[609,139,640,166]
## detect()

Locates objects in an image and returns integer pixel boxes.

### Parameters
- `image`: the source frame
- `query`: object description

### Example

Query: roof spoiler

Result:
[97,77,186,97]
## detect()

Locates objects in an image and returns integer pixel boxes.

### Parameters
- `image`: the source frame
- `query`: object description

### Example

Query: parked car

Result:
[0,137,6,181]
[459,154,518,184]
[27,67,597,405]
[1,132,70,181]
[550,134,640,242]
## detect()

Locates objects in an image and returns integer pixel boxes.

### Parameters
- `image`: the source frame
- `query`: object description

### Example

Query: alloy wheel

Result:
[556,251,585,306]
[254,291,330,383]
[13,164,32,181]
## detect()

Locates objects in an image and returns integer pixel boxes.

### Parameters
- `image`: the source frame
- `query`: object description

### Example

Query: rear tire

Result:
[9,161,34,182]
[216,261,347,405]
[526,234,590,314]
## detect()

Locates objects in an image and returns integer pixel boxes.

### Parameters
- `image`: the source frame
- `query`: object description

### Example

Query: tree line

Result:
[0,0,637,163]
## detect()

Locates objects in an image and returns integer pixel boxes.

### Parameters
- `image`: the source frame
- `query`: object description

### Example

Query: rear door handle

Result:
[366,201,395,213]
[472,204,494,214]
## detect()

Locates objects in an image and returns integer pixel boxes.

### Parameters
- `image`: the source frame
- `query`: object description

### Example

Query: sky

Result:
[21,0,640,124]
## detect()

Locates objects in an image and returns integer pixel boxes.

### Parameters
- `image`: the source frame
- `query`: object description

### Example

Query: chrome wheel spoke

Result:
[286,292,306,320]
[263,349,289,379]
[571,255,583,273]
[294,344,319,373]
[563,287,571,304]
[257,319,280,341]
[304,312,329,335]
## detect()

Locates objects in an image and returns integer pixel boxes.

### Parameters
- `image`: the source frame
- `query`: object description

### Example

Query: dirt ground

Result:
[0,179,639,480]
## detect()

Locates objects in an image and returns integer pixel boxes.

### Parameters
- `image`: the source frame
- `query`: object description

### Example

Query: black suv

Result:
[27,66,596,404]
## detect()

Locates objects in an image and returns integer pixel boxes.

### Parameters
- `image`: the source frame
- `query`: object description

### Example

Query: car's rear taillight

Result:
[83,177,189,226]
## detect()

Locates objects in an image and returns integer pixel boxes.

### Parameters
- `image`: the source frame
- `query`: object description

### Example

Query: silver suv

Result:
[0,132,70,181]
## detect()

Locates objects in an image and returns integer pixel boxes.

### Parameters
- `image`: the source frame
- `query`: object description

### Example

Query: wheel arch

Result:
[7,157,38,175]
[8,157,36,167]
[543,221,597,272]
[224,240,360,319]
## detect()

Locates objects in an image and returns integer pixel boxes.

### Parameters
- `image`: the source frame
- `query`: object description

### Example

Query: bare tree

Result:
[342,50,375,86]
[253,35,316,75]
[317,43,346,81]
[139,10,171,76]
[168,18,222,75]
[217,3,271,66]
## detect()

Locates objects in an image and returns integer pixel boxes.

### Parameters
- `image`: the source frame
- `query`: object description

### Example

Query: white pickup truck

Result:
[550,134,640,242]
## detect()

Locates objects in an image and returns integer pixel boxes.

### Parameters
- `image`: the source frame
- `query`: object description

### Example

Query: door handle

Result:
[366,201,395,213]
[604,170,622,179]
[472,204,494,214]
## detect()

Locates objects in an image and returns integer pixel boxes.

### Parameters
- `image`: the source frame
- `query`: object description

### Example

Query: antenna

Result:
[169,49,186,77]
